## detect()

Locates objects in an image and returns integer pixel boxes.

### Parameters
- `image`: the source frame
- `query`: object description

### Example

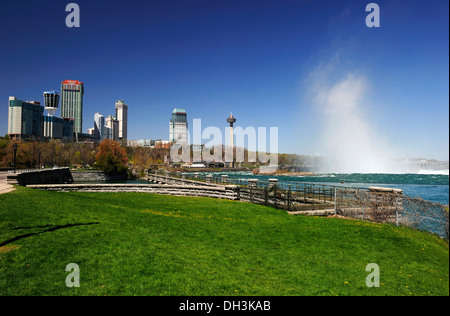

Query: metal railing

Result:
[336,188,449,238]
[151,170,365,212]
[150,170,449,238]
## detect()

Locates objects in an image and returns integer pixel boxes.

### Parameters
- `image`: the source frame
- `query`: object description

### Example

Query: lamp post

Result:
[13,142,18,173]
[38,149,41,170]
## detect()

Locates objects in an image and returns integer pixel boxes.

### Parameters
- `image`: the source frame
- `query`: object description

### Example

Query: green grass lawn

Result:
[0,186,448,296]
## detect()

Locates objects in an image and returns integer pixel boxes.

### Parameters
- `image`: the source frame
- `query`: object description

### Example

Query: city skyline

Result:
[0,0,448,161]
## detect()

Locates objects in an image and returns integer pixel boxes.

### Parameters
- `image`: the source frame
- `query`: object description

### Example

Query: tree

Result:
[0,141,34,169]
[130,147,153,171]
[94,139,128,175]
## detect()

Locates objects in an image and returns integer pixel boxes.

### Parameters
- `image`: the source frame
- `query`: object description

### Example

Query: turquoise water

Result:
[99,171,449,205]
[207,171,450,205]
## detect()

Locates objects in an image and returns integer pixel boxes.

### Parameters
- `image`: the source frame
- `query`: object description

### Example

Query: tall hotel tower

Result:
[60,80,84,134]
[169,108,188,144]
[115,99,128,145]
[8,97,44,140]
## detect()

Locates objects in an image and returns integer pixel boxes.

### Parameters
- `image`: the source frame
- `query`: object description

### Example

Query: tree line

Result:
[0,135,322,173]
[0,137,170,173]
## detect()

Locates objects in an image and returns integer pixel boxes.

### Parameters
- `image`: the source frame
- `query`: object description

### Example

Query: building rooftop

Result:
[172,108,186,114]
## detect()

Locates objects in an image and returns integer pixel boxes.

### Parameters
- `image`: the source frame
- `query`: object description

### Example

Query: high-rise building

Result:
[43,116,74,141]
[115,99,128,145]
[8,96,44,140]
[91,112,119,143]
[94,112,105,142]
[60,80,84,134]
[105,115,119,141]
[169,108,188,143]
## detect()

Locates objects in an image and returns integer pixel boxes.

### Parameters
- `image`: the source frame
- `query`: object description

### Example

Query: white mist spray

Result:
[307,57,398,173]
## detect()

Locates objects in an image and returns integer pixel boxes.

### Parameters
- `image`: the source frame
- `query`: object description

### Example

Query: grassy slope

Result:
[0,186,448,296]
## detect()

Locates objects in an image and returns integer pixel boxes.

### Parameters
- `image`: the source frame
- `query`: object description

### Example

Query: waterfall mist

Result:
[306,57,402,173]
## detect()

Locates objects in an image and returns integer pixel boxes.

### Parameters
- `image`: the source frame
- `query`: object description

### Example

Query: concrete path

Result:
[0,172,15,195]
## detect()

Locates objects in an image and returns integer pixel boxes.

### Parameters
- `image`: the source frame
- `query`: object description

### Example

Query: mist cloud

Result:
[306,56,399,173]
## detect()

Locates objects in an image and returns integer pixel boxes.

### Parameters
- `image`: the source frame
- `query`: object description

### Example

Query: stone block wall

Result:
[71,171,128,182]
[27,183,241,200]
[9,168,74,186]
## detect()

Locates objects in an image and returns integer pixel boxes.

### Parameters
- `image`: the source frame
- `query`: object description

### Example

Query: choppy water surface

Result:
[205,171,449,205]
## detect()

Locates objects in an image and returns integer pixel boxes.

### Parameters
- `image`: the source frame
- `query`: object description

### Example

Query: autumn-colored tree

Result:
[94,139,128,175]
[130,147,149,171]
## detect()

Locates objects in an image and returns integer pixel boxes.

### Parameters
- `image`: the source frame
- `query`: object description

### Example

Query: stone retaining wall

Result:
[8,168,73,186]
[146,174,219,187]
[27,183,240,200]
[71,171,127,182]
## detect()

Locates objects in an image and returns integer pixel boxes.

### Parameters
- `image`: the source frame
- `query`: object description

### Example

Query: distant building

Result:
[60,80,84,134]
[140,139,155,147]
[43,116,74,141]
[105,115,119,141]
[92,113,120,143]
[43,91,60,117]
[155,140,172,149]
[103,126,113,141]
[115,99,128,145]
[127,139,155,147]
[43,90,74,141]
[169,108,188,144]
[94,112,105,142]
[127,140,140,147]
[8,96,44,140]
[76,133,95,143]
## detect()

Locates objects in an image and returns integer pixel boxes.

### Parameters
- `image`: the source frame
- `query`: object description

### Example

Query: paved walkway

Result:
[0,172,15,195]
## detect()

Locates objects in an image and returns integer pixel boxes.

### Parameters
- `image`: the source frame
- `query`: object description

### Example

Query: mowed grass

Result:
[0,186,448,296]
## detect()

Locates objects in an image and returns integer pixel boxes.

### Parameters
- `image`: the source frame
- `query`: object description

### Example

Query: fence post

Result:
[164,170,169,182]
[334,187,337,215]
[264,185,268,206]
[288,185,292,212]
[221,175,228,184]
[323,185,326,203]
[274,185,278,209]
[312,184,315,210]
[248,179,258,204]
[248,179,258,188]
[268,178,278,189]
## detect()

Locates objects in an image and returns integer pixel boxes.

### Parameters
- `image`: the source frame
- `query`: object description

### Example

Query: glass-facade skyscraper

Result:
[60,80,84,134]
[169,108,188,143]
[8,96,44,139]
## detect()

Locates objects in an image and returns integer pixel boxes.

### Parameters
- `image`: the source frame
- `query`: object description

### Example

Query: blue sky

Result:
[0,0,448,161]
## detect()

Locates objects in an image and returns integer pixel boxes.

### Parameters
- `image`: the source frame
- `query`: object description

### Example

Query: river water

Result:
[203,171,449,205]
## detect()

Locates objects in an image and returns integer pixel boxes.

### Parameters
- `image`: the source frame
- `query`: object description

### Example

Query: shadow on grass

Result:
[0,222,100,247]
[13,225,54,230]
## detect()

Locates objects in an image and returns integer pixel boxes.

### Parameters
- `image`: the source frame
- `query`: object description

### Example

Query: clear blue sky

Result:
[0,0,448,160]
